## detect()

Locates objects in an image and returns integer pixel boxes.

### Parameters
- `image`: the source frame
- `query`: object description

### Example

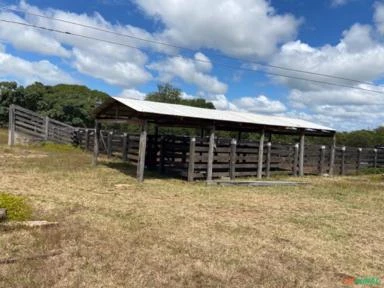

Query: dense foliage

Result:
[0,81,109,127]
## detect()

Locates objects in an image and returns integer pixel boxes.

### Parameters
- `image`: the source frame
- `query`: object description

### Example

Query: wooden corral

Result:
[92,97,340,182]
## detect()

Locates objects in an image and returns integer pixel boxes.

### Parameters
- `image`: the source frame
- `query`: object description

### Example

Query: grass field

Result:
[0,128,383,287]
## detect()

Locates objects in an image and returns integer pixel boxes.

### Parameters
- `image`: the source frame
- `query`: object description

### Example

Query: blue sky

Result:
[0,0,384,131]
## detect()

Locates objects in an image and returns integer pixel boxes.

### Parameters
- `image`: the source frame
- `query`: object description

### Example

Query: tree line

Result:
[0,81,383,147]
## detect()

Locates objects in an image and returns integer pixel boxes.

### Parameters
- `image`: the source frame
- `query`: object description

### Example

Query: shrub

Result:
[0,193,32,221]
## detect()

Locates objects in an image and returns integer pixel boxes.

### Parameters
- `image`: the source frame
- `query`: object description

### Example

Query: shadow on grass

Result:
[101,161,179,181]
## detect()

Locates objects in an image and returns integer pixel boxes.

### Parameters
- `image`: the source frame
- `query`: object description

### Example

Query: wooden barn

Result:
[92,97,337,182]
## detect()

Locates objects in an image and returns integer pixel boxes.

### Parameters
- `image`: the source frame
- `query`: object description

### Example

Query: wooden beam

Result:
[356,148,362,174]
[229,138,237,180]
[373,148,378,168]
[187,137,196,182]
[341,146,346,175]
[266,142,271,178]
[92,121,101,166]
[299,130,305,177]
[257,129,265,179]
[207,126,215,181]
[136,120,148,182]
[329,133,336,176]
[8,104,15,146]
[107,131,113,158]
[122,133,128,161]
[44,116,49,141]
[319,145,326,175]
[293,143,299,176]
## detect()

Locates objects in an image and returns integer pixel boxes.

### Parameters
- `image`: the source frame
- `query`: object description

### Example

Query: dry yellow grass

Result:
[0,128,383,287]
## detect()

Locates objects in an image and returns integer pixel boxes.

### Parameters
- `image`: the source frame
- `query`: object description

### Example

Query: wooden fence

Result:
[8,105,384,180]
[76,129,384,180]
[8,104,76,145]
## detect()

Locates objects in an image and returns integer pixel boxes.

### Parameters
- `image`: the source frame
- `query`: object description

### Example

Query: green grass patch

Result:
[0,193,32,221]
[35,142,79,153]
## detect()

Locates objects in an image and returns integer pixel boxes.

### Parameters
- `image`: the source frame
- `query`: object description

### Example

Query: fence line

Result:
[75,128,384,180]
[8,104,76,145]
[8,105,384,180]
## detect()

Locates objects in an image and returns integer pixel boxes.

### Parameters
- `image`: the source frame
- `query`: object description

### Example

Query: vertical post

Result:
[229,138,237,180]
[319,145,326,175]
[92,121,101,166]
[207,126,215,181]
[137,120,148,182]
[122,133,128,161]
[8,104,15,146]
[257,129,265,179]
[188,137,196,182]
[293,143,299,176]
[159,136,165,173]
[341,146,346,176]
[107,131,113,158]
[373,148,378,168]
[266,142,272,178]
[44,116,49,141]
[329,133,336,176]
[356,148,362,174]
[85,129,90,150]
[299,131,305,177]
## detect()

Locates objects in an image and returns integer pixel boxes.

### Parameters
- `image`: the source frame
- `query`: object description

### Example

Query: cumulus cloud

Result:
[234,95,287,113]
[135,0,300,59]
[118,89,146,100]
[0,44,75,85]
[148,53,227,94]
[374,1,384,34]
[331,0,350,7]
[270,17,384,130]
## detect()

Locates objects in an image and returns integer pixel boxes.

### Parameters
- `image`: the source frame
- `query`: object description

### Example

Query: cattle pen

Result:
[93,97,340,182]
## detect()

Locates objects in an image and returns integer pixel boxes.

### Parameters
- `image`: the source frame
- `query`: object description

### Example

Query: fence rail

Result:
[8,104,77,145]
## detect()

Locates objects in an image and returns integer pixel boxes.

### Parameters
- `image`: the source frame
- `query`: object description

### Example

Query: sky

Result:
[0,0,384,131]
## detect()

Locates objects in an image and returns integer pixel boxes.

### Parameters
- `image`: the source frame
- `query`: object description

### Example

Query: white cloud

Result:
[0,11,70,57]
[135,0,300,59]
[0,45,75,85]
[270,20,384,130]
[118,89,146,100]
[331,0,349,7]
[148,53,227,94]
[234,95,287,113]
[374,1,384,34]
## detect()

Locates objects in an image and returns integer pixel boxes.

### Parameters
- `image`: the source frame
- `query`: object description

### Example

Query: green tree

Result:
[145,83,215,109]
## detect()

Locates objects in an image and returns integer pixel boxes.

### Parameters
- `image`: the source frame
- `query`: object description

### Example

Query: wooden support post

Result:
[341,146,346,176]
[229,138,237,180]
[8,104,15,146]
[266,142,271,178]
[137,121,148,182]
[92,121,101,166]
[85,129,90,150]
[122,133,128,161]
[107,131,113,158]
[299,131,305,177]
[158,136,165,173]
[293,143,299,176]
[44,116,49,141]
[356,148,362,174]
[329,133,336,176]
[319,146,326,175]
[188,137,196,182]
[257,129,265,179]
[373,148,378,168]
[207,126,215,181]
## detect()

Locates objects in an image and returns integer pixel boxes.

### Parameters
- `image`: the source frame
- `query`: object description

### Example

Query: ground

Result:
[0,128,383,288]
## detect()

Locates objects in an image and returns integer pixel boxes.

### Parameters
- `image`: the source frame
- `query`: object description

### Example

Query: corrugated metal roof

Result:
[107,97,335,132]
